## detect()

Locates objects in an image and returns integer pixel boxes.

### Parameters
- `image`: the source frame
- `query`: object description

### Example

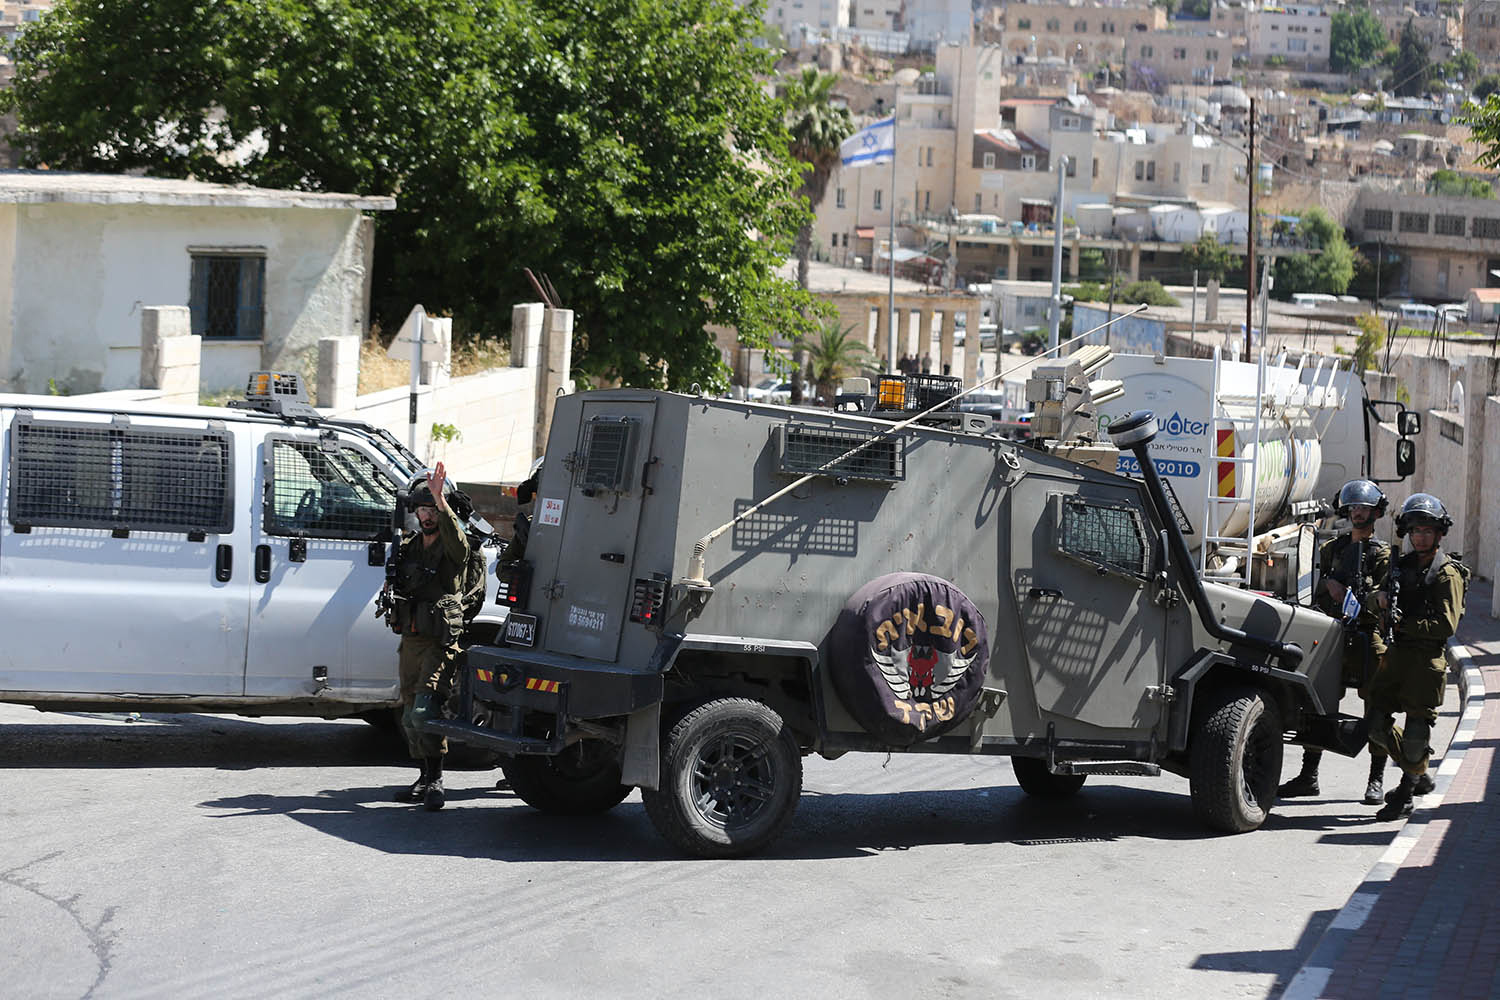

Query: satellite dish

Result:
[893,68,921,86]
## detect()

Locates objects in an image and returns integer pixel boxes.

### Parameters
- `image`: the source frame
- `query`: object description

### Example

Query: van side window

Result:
[266,438,396,540]
[9,418,233,533]
[1056,495,1148,579]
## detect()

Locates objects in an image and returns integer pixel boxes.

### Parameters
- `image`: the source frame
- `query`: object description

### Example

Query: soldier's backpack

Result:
[459,534,488,624]
[1446,553,1473,618]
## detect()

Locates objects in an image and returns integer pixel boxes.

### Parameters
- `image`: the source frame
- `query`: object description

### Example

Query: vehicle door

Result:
[0,407,248,695]
[245,431,399,699]
[531,398,657,662]
[1008,472,1167,734]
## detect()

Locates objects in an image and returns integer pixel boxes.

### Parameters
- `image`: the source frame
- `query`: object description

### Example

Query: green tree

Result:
[1444,49,1479,83]
[1329,5,1387,74]
[1273,208,1355,296]
[1352,313,1386,373]
[795,319,871,401]
[1389,17,1430,97]
[1475,74,1500,101]
[780,68,853,293]
[1,0,822,391]
[1426,168,1495,198]
[1182,233,1240,283]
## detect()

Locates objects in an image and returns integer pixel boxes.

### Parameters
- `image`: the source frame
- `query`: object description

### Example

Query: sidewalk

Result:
[1285,578,1500,1000]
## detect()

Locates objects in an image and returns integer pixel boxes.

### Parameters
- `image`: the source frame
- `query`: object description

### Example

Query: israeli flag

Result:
[1341,587,1361,621]
[840,117,895,169]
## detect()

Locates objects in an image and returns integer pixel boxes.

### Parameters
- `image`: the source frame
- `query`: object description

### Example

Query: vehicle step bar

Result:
[424,718,563,756]
[1053,761,1162,777]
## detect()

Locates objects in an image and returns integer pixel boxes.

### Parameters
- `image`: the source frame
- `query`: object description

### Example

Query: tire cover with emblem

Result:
[825,572,991,746]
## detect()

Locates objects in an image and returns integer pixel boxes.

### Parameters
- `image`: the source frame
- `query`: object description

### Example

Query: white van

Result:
[1398,302,1436,324]
[0,372,500,720]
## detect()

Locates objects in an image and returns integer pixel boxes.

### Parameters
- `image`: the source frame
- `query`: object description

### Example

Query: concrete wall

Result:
[0,201,372,395]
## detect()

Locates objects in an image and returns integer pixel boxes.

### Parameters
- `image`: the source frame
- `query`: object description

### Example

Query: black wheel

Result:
[1011,756,1087,798]
[1189,685,1283,833]
[502,739,631,815]
[641,697,802,858]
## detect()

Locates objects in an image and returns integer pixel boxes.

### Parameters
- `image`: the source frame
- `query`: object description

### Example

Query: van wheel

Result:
[1011,756,1087,797]
[642,698,802,858]
[1189,685,1283,833]
[502,739,631,815]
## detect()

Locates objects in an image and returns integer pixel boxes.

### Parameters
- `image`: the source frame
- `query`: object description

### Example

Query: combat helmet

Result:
[1335,479,1387,519]
[1394,492,1452,537]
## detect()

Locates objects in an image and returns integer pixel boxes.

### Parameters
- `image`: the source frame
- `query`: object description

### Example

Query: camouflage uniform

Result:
[1365,547,1464,780]
[1314,533,1390,690]
[393,505,470,759]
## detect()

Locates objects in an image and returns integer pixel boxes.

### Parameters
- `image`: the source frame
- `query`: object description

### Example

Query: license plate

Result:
[504,612,538,648]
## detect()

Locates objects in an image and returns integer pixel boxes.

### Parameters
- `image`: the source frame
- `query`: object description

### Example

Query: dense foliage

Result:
[2,0,824,389]
[1329,5,1386,75]
[1272,208,1355,297]
[1426,169,1495,199]
[1182,233,1240,284]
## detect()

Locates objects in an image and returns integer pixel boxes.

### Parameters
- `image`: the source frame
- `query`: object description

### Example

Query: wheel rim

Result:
[689,729,778,833]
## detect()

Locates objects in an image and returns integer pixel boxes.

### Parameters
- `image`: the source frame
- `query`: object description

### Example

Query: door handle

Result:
[215,544,233,582]
[1028,587,1064,601]
[255,544,271,583]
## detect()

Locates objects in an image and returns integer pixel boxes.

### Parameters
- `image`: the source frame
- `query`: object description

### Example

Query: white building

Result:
[1247,3,1331,70]
[0,172,393,395]
[903,0,973,47]
[763,0,850,33]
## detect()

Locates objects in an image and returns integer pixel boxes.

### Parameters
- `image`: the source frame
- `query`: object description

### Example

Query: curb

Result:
[1281,641,1486,1000]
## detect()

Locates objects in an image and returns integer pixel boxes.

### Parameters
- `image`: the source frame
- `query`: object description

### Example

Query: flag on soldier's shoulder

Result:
[840,117,895,169]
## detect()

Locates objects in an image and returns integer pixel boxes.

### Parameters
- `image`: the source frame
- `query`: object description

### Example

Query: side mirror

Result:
[1395,438,1416,478]
[1398,409,1421,437]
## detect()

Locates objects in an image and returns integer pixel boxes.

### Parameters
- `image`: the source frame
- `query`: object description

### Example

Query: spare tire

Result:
[825,573,991,746]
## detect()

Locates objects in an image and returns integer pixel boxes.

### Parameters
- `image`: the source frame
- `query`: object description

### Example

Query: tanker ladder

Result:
[1199,343,1267,589]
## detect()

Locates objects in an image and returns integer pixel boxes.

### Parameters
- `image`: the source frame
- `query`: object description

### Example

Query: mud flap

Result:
[621,701,661,789]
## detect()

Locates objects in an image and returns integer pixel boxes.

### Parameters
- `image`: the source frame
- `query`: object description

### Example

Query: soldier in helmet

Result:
[1365,493,1465,821]
[1279,480,1392,804]
[385,461,471,811]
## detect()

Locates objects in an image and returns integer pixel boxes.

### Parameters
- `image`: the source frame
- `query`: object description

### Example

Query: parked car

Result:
[0,371,502,723]
[745,378,811,405]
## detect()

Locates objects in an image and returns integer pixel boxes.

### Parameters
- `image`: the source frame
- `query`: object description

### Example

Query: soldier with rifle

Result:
[1278,480,1392,804]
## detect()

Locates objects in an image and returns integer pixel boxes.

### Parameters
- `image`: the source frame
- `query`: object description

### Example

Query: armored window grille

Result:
[573,417,638,495]
[265,438,396,540]
[1058,496,1148,578]
[777,424,904,483]
[10,418,232,534]
[190,253,265,340]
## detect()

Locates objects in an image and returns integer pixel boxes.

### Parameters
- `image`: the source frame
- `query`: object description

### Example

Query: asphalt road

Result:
[0,685,1458,1000]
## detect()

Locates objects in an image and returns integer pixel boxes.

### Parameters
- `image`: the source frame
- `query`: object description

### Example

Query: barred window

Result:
[190,253,265,340]
[1363,209,1393,231]
[265,437,396,540]
[1398,212,1429,234]
[9,418,232,533]
[1474,217,1500,239]
[1435,214,1465,236]
[1057,495,1148,578]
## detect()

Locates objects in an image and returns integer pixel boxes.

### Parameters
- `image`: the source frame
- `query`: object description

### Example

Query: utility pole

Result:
[1191,268,1198,347]
[1050,156,1068,353]
[1245,97,1256,361]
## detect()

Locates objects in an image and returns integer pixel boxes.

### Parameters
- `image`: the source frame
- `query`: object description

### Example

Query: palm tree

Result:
[780,67,854,291]
[796,319,872,403]
[780,68,853,404]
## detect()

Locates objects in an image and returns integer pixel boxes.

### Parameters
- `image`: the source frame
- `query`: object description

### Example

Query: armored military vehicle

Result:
[432,369,1354,857]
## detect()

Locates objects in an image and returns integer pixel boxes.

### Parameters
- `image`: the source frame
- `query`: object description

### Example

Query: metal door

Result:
[245,433,400,699]
[537,399,657,661]
[1008,474,1167,733]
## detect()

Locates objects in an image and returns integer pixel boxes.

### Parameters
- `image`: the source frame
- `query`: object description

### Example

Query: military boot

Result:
[1362,752,1387,806]
[1278,749,1322,797]
[1386,771,1434,802]
[1376,773,1415,821]
[394,759,430,803]
[423,755,446,812]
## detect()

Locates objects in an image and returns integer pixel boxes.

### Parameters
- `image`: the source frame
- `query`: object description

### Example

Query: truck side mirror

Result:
[1395,438,1416,478]
[1398,409,1421,437]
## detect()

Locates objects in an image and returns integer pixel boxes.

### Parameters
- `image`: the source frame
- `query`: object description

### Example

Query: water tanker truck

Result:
[430,371,1362,857]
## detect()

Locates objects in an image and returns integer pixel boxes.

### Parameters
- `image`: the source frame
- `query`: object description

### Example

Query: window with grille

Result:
[777,424,903,483]
[1056,495,1148,578]
[9,417,233,534]
[265,437,396,540]
[190,253,265,340]
[1399,212,1429,234]
[1363,209,1393,232]
[1474,217,1500,239]
[573,416,639,495]
[1435,214,1465,236]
